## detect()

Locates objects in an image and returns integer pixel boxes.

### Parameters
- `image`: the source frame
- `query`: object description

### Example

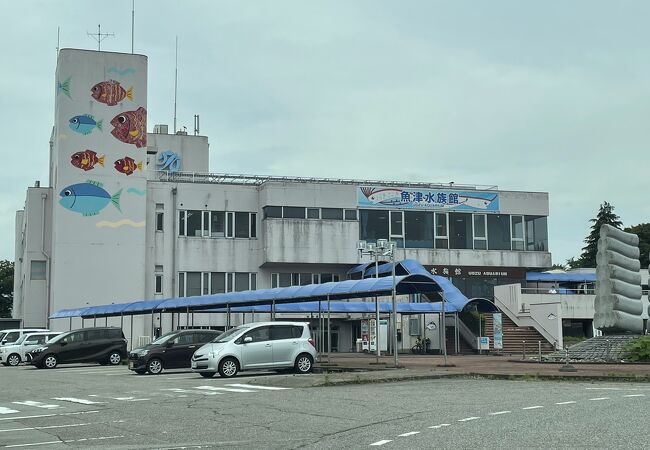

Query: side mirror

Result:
[243,336,253,344]
[1,340,6,345]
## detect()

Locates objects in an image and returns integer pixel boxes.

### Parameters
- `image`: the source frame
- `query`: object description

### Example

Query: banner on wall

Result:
[493,313,503,350]
[357,186,500,212]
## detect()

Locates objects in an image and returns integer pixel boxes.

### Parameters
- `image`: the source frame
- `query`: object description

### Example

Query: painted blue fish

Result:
[69,114,103,135]
[59,180,122,216]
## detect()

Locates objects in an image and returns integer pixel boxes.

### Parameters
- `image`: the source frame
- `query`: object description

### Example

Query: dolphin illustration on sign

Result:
[359,187,408,205]
[157,150,181,172]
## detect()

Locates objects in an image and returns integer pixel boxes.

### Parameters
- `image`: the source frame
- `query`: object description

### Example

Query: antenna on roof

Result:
[131,0,135,53]
[56,26,60,56]
[173,36,178,133]
[87,24,114,51]
[194,115,200,135]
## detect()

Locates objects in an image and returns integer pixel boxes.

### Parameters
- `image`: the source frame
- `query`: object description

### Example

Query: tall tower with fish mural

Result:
[50,49,147,326]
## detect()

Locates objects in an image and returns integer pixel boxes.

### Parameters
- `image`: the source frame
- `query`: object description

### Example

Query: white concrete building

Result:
[14,48,553,351]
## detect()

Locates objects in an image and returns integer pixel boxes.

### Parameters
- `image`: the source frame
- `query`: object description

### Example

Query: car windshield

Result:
[212,325,249,343]
[150,331,179,345]
[45,333,68,345]
[14,335,30,345]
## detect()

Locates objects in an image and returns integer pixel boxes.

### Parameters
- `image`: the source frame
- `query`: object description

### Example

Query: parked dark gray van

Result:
[28,327,127,369]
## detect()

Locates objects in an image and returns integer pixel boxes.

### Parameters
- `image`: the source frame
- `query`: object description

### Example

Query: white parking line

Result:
[623,394,645,398]
[12,401,60,410]
[88,395,150,402]
[489,411,511,415]
[0,423,91,433]
[0,408,19,415]
[4,435,125,448]
[161,388,219,396]
[52,398,105,405]
[458,417,480,422]
[0,411,100,422]
[428,424,450,429]
[225,384,291,391]
[4,440,62,448]
[398,431,420,437]
[195,386,254,393]
[369,440,392,446]
[522,406,543,410]
[589,397,609,401]
[556,401,576,405]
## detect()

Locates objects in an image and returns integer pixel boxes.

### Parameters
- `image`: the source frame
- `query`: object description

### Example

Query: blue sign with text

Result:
[357,186,499,212]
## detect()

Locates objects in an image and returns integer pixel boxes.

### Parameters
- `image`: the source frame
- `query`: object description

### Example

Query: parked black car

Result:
[128,329,222,374]
[29,327,127,369]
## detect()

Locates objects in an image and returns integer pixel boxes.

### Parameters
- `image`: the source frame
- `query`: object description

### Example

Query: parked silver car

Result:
[191,321,317,378]
[0,332,61,366]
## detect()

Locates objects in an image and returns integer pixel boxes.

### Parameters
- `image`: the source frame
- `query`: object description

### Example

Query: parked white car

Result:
[0,332,61,366]
[191,321,317,378]
[0,329,49,346]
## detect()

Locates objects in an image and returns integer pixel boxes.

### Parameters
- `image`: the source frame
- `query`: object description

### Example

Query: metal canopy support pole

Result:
[105,317,108,327]
[374,256,380,362]
[69,317,72,331]
[327,295,331,364]
[186,307,189,330]
[130,315,134,351]
[227,305,231,329]
[455,313,459,354]
[191,312,194,327]
[271,300,276,321]
[93,315,97,327]
[318,301,322,357]
[120,313,124,332]
[159,312,162,336]
[151,311,154,338]
[391,257,398,367]
[441,292,448,366]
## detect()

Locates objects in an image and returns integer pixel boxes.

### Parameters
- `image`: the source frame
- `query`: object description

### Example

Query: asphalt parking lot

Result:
[1,363,649,449]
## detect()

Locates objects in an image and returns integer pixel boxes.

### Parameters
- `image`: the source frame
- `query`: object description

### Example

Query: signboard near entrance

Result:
[493,313,503,350]
[478,336,490,350]
[425,265,527,279]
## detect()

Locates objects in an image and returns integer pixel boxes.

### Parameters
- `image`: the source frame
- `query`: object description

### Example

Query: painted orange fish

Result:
[91,80,133,106]
[70,150,105,171]
[110,107,147,148]
[114,156,143,176]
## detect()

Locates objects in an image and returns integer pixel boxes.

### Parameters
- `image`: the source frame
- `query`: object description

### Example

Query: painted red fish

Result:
[114,156,143,176]
[91,80,133,106]
[70,150,105,171]
[110,107,147,148]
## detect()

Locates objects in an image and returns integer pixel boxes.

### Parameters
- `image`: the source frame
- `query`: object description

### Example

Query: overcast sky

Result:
[2,1,649,265]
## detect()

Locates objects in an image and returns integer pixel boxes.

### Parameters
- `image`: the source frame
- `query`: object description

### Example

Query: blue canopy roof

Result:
[50,260,491,319]
[526,272,596,283]
[210,301,459,313]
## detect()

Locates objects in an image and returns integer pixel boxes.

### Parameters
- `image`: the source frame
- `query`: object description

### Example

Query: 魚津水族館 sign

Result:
[357,186,499,212]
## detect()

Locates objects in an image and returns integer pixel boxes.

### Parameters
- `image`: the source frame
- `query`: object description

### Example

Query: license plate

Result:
[128,361,134,369]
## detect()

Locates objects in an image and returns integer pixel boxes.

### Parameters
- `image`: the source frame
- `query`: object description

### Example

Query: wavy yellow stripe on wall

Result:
[95,219,146,228]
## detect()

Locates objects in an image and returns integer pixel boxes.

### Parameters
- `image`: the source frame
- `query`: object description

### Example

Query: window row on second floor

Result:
[178,210,257,239]
[264,206,358,221]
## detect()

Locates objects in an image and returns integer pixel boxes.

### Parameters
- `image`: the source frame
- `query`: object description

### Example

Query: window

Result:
[185,272,201,297]
[409,317,421,336]
[487,214,511,250]
[273,272,339,287]
[263,206,282,218]
[211,272,226,294]
[235,212,250,238]
[226,212,234,238]
[525,216,548,251]
[30,261,46,280]
[511,215,525,251]
[234,273,251,292]
[155,274,163,294]
[359,210,389,243]
[405,211,433,248]
[174,333,194,345]
[3,332,19,344]
[243,326,270,343]
[307,208,320,219]
[344,209,358,220]
[186,211,202,237]
[250,213,257,238]
[178,211,186,236]
[270,325,295,340]
[211,211,225,237]
[435,213,448,249]
[322,208,343,220]
[390,211,403,238]
[473,214,487,250]
[283,207,305,219]
[449,213,472,249]
[156,212,164,232]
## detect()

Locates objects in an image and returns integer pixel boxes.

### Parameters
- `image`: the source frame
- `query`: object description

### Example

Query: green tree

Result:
[0,260,13,318]
[568,201,622,269]
[624,223,650,268]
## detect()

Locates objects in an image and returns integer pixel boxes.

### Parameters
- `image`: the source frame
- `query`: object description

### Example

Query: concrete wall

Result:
[146,133,209,175]
[49,49,148,333]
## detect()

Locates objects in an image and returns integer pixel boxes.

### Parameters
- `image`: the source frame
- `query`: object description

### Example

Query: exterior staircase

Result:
[445,326,476,355]
[483,314,555,355]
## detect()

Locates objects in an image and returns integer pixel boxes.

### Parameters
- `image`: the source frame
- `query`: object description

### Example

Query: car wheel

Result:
[147,358,163,375]
[108,351,122,365]
[43,354,58,369]
[218,357,239,378]
[7,354,21,367]
[199,372,215,378]
[294,353,313,374]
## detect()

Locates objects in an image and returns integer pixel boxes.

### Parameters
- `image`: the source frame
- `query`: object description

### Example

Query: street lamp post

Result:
[358,239,399,368]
